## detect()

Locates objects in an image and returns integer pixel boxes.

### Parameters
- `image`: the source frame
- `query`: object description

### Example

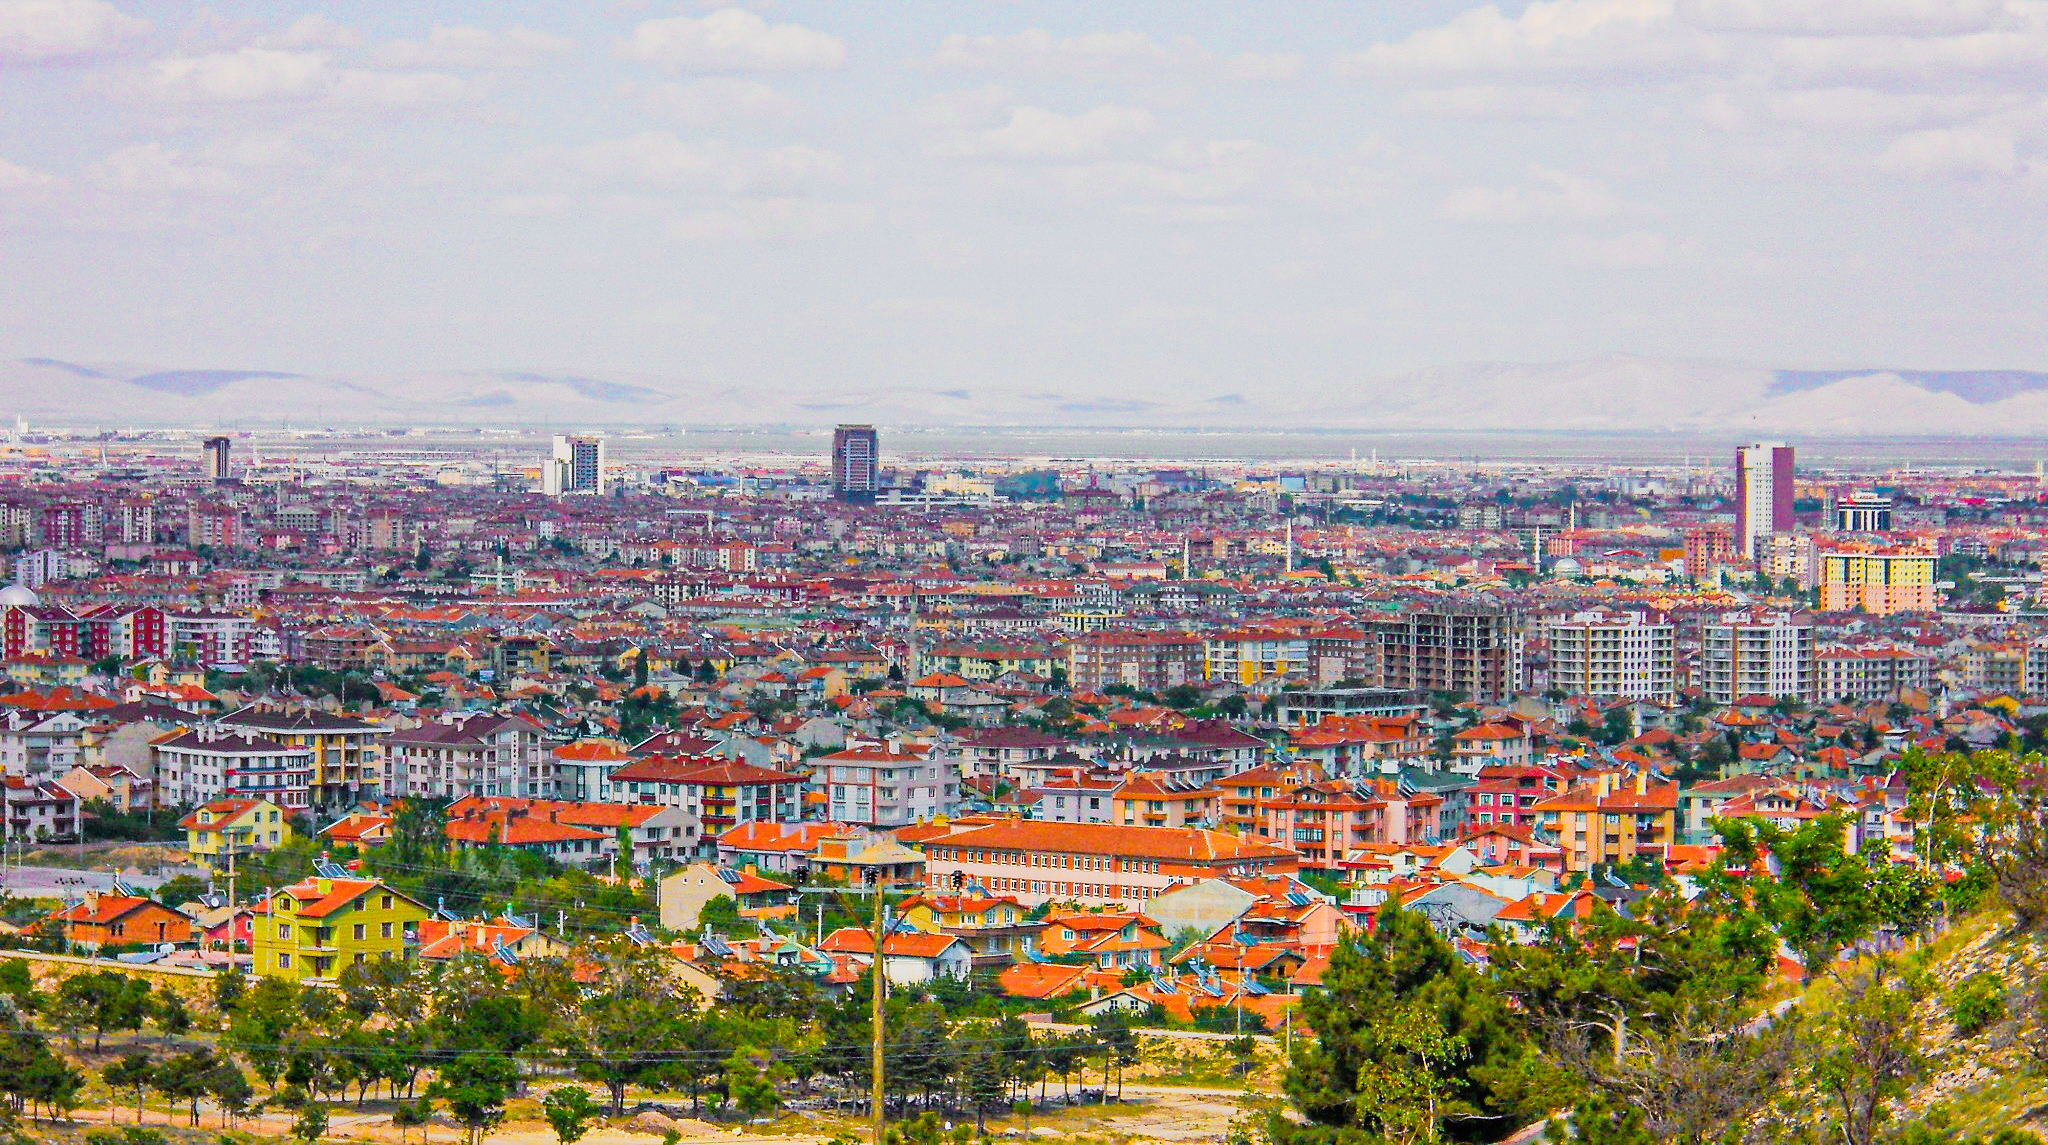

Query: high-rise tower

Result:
[1734,442,1794,558]
[202,436,232,483]
[832,424,879,502]
[543,435,606,497]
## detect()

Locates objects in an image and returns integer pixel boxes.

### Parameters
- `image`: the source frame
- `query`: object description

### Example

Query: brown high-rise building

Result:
[202,436,232,482]
[832,424,879,501]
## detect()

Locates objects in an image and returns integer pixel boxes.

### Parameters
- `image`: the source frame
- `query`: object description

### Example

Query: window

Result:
[353,923,366,941]
[380,921,394,939]
[380,895,393,910]
[279,923,291,939]
[278,953,291,968]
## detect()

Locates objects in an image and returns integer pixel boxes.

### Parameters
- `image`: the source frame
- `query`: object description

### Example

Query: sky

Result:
[6,0,2048,400]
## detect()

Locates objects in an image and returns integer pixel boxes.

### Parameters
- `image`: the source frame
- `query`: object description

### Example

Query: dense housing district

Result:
[0,427,2038,1145]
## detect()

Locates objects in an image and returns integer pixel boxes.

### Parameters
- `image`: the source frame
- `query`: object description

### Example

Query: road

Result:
[0,864,183,898]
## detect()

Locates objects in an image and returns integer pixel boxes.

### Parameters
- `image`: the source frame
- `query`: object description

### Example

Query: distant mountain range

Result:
[11,353,2048,435]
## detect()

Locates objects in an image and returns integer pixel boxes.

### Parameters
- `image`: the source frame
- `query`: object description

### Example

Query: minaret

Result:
[1284,518,1294,574]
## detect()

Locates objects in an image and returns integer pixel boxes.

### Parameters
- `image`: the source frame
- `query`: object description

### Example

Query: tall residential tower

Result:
[1734,442,1794,558]
[832,424,879,501]
[543,435,606,498]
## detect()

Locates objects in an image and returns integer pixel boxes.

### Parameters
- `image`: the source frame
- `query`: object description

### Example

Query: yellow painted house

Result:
[253,875,432,982]
[178,798,295,869]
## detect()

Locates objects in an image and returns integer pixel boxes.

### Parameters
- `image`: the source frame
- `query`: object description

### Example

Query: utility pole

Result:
[867,867,887,1145]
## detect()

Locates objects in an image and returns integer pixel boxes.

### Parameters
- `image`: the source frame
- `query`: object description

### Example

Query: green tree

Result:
[543,1085,603,1145]
[1350,997,1466,1145]
[431,1053,520,1145]
[293,1102,330,1145]
[1802,958,1931,1145]
[54,970,151,1052]
[1281,904,1529,1145]
[548,938,694,1114]
[0,959,35,1010]
[726,1049,783,1121]
[1492,893,1786,1145]
[154,1050,219,1128]
[207,1060,255,1129]
[1711,813,1929,977]
[103,1052,154,1125]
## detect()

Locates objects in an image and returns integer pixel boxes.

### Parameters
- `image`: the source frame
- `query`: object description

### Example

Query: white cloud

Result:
[0,156,60,190]
[138,48,470,106]
[936,105,1157,160]
[86,142,240,193]
[1346,0,2048,90]
[1221,53,1306,81]
[1561,228,1677,267]
[559,132,844,194]
[933,27,1300,81]
[1342,0,1691,78]
[665,197,873,242]
[1701,87,2015,132]
[200,131,309,168]
[618,9,844,73]
[1674,0,2003,37]
[639,78,800,125]
[262,14,359,50]
[1397,85,1586,118]
[0,0,147,63]
[374,25,570,70]
[914,86,1014,130]
[492,193,571,217]
[1879,126,2021,176]
[1051,138,1271,202]
[1439,165,1622,222]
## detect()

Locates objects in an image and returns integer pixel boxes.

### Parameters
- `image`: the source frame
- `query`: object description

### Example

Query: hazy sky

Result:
[6,0,2048,396]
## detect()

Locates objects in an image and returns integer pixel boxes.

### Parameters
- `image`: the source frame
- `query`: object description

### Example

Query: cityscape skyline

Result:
[0,3,2040,1141]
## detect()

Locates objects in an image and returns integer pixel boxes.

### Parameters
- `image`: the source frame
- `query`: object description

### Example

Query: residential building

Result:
[1111,770,1218,828]
[1544,610,1676,703]
[179,797,296,867]
[1699,611,1814,704]
[605,755,802,839]
[447,795,699,867]
[253,875,431,982]
[1817,545,1939,616]
[919,820,1298,908]
[152,726,314,810]
[1369,606,1514,701]
[819,744,957,827]
[51,893,191,949]
[832,424,880,501]
[1,775,79,842]
[1067,631,1203,693]
[1204,629,1311,686]
[1735,441,1794,558]
[217,706,390,810]
[1530,772,1679,873]
[898,891,1040,966]
[388,711,545,801]
[1815,645,1933,702]
[543,434,606,497]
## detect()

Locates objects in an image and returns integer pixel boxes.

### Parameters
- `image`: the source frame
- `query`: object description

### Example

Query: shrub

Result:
[1948,972,2007,1035]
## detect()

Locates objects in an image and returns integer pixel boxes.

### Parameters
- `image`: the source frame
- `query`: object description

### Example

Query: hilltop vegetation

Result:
[1260,746,2048,1145]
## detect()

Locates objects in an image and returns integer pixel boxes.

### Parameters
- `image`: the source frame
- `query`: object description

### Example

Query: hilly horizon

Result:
[17,353,2048,436]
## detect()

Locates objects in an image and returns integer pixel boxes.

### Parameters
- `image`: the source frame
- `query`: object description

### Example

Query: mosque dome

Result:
[1549,556,1584,578]
[0,584,38,607]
